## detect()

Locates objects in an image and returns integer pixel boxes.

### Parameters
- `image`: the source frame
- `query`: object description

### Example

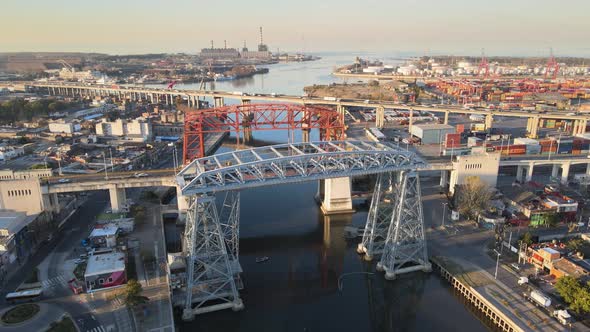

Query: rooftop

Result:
[411,123,454,130]
[0,210,36,236]
[552,258,589,278]
[84,251,126,277]
[89,225,118,238]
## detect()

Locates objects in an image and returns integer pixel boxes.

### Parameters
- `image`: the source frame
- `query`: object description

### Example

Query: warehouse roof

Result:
[411,124,454,130]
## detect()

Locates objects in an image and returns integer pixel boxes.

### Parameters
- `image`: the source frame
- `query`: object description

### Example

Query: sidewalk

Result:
[131,204,175,332]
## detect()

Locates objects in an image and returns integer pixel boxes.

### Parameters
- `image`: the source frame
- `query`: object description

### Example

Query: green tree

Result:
[521,232,533,246]
[124,279,149,307]
[555,276,590,314]
[567,238,586,252]
[454,176,493,221]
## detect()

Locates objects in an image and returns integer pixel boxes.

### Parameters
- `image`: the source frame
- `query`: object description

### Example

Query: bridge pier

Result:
[108,187,127,213]
[552,164,560,179]
[443,111,449,125]
[561,163,570,184]
[485,114,493,130]
[176,185,190,217]
[42,193,61,213]
[525,163,534,182]
[375,106,385,128]
[319,178,354,215]
[527,116,539,138]
[214,97,225,108]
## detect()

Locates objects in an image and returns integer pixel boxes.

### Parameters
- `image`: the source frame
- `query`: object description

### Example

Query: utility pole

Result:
[441,202,448,227]
[103,152,108,180]
[494,249,501,280]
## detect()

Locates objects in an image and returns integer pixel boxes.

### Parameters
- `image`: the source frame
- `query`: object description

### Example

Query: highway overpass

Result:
[27,82,590,138]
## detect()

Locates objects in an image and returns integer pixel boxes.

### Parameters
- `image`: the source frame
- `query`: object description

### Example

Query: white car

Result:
[58,178,71,183]
[134,173,149,178]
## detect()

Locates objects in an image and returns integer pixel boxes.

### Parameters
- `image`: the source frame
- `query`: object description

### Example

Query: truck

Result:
[526,290,551,308]
[232,91,244,96]
[552,310,572,325]
[323,96,337,102]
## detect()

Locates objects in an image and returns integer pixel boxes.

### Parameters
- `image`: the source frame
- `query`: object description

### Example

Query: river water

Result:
[165,53,490,332]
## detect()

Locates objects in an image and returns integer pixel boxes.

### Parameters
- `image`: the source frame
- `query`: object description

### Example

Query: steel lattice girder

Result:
[183,103,345,162]
[183,195,242,316]
[359,172,401,258]
[379,172,430,275]
[178,141,426,195]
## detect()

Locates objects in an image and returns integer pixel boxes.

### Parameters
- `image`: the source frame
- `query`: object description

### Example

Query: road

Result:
[419,179,569,331]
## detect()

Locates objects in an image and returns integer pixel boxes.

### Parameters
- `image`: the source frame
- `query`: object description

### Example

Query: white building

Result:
[95,118,152,142]
[0,146,24,162]
[48,120,80,135]
[448,152,501,194]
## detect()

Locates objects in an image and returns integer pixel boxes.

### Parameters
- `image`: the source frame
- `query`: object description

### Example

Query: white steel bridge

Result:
[176,140,431,320]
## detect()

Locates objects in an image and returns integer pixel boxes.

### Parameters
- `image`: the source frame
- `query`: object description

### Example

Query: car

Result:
[74,258,86,264]
[134,173,149,178]
[58,178,71,183]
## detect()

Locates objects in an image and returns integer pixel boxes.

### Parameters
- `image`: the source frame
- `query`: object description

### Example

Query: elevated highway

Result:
[28,82,590,137]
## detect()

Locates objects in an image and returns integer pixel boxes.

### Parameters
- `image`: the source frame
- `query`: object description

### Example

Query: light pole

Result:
[109,148,114,173]
[441,202,448,227]
[450,139,455,161]
[168,142,178,170]
[494,249,501,280]
[103,152,108,180]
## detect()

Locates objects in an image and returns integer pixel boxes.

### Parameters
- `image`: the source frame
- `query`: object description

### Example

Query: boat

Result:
[214,74,236,82]
[255,256,270,263]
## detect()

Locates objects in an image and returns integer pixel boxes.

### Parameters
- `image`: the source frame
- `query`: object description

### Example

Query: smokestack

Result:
[259,26,263,45]
[224,40,227,49]
[211,40,214,49]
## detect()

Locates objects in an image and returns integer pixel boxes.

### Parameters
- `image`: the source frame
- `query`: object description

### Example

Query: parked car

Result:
[134,173,149,178]
[58,178,71,183]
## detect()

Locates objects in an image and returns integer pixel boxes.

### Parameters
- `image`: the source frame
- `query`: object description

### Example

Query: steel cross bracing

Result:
[378,172,431,279]
[358,172,400,259]
[177,141,428,319]
[182,195,243,320]
[177,140,426,196]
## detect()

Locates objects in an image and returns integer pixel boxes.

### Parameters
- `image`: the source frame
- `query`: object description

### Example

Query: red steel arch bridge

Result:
[175,140,431,320]
[183,103,345,163]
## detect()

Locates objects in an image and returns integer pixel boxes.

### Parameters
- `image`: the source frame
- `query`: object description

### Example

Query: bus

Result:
[5,288,43,304]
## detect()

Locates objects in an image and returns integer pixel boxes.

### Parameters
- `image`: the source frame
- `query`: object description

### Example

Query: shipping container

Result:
[526,145,541,155]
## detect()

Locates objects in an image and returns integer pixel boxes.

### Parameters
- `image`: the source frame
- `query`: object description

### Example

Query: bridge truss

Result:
[183,103,345,163]
[176,141,430,320]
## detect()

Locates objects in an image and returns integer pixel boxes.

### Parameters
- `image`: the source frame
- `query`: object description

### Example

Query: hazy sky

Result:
[1,0,589,56]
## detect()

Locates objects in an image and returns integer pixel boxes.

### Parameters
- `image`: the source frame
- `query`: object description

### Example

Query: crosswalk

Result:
[86,326,106,332]
[40,274,67,289]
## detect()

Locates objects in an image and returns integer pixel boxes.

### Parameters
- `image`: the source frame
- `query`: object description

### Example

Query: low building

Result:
[410,124,455,144]
[84,251,127,292]
[48,120,80,135]
[551,258,589,279]
[89,226,119,248]
[0,211,36,266]
[0,146,24,162]
[530,247,561,270]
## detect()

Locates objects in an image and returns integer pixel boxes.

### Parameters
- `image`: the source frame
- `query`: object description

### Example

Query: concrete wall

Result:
[449,152,500,194]
[0,168,52,180]
[0,179,45,215]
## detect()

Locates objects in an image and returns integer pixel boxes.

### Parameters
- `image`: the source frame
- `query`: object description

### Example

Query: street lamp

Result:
[441,202,448,227]
[168,142,178,170]
[494,249,502,280]
[450,139,455,161]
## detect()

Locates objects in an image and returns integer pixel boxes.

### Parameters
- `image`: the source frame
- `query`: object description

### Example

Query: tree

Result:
[521,232,533,246]
[124,279,149,307]
[454,176,493,221]
[555,276,590,314]
[412,85,421,100]
[368,80,379,87]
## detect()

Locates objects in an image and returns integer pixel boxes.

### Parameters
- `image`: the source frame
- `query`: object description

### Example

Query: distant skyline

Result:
[1,0,589,57]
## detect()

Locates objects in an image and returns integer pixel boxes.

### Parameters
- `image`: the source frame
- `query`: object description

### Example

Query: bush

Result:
[46,316,76,332]
[1,304,40,324]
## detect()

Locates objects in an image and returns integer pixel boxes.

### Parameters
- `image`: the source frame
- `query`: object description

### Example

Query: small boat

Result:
[256,256,270,263]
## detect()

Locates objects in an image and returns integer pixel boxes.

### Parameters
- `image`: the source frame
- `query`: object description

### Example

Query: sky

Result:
[1,0,589,56]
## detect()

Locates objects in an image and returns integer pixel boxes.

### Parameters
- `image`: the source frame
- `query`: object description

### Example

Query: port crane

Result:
[167,81,178,89]
[545,48,559,80]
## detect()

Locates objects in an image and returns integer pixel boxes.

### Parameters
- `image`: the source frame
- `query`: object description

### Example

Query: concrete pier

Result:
[319,177,354,214]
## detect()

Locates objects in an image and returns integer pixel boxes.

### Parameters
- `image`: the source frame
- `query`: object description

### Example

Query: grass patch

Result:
[46,316,76,332]
[1,304,40,324]
[73,262,87,280]
[97,212,126,221]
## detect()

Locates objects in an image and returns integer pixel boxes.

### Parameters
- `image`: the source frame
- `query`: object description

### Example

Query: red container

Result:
[445,133,461,148]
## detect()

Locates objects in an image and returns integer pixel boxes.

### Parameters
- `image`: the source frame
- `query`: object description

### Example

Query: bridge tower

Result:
[182,194,243,321]
[358,171,431,277]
